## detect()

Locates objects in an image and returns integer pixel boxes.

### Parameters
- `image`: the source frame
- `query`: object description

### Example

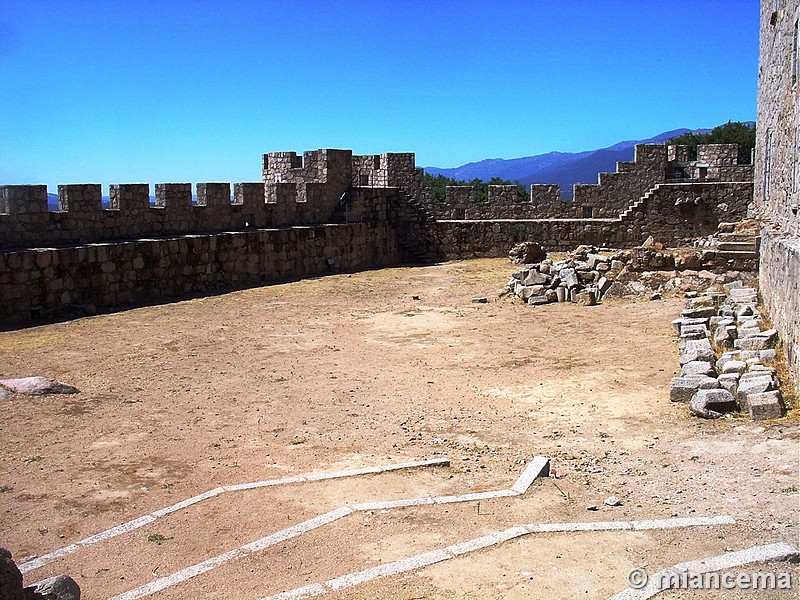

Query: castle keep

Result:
[0,142,754,325]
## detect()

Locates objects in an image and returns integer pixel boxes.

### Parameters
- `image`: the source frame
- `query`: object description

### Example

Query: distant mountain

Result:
[423,126,722,198]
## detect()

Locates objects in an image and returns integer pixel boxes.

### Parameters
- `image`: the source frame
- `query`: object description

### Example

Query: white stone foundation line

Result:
[106,457,550,599]
[18,457,449,574]
[607,542,800,600]
[258,515,737,600]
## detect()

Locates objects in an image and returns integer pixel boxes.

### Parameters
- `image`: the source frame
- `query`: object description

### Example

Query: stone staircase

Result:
[390,189,439,263]
[618,184,660,221]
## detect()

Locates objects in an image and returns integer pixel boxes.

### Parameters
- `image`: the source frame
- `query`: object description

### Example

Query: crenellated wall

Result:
[0,142,755,326]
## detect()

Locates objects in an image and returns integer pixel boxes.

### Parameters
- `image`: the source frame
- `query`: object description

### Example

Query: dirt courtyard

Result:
[1,258,798,599]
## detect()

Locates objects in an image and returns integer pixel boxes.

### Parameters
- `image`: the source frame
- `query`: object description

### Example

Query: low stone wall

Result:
[429,219,622,259]
[758,229,800,390]
[0,222,401,325]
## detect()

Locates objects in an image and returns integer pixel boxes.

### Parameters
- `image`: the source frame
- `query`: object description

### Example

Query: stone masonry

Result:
[754,0,800,392]
[0,142,754,325]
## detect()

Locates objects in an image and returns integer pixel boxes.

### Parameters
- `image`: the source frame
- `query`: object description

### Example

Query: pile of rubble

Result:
[504,244,628,306]
[670,284,785,420]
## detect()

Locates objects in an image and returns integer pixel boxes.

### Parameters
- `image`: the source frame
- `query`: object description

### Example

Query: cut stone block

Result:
[734,304,757,318]
[746,391,785,420]
[735,337,770,351]
[681,361,715,377]
[679,346,716,365]
[682,307,718,319]
[716,351,741,372]
[721,360,746,375]
[669,376,720,403]
[690,388,737,419]
[717,373,740,394]
[574,289,597,306]
[597,276,612,298]
[736,376,777,411]
[523,271,549,286]
[517,286,536,301]
[527,295,549,306]
[759,349,777,362]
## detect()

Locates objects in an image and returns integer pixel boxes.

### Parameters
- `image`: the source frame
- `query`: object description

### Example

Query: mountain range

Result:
[423,127,723,197]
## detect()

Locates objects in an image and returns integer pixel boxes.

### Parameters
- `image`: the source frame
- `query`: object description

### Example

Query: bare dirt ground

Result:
[1,258,798,599]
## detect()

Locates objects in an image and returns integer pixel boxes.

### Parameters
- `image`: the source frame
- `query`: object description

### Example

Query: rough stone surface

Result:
[0,377,78,396]
[508,241,546,265]
[689,388,737,419]
[25,575,81,600]
[669,376,719,403]
[680,361,715,377]
[0,548,25,600]
[745,391,785,421]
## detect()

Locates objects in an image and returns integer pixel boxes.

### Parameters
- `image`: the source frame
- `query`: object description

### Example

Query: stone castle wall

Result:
[429,181,753,259]
[421,143,753,221]
[0,143,754,326]
[0,222,401,325]
[755,0,800,389]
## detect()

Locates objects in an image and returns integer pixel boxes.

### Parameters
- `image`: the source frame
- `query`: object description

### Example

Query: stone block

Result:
[574,289,597,306]
[746,391,785,420]
[721,360,746,375]
[759,349,777,362]
[523,271,549,286]
[669,375,719,403]
[734,337,769,351]
[681,360,715,377]
[527,295,549,305]
[717,373,740,394]
[682,307,718,319]
[690,388,737,419]
[736,376,777,411]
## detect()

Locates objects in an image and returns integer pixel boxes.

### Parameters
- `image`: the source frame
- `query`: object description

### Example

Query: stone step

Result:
[717,241,757,252]
[718,250,759,260]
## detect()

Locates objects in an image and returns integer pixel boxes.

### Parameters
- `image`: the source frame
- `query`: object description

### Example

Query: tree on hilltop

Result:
[668,121,755,164]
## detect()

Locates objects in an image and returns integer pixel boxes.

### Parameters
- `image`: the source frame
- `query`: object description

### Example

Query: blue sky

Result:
[1,0,759,191]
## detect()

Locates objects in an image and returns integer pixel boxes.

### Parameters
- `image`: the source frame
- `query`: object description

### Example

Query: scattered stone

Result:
[669,375,720,402]
[721,360,746,375]
[471,297,488,303]
[26,575,81,600]
[690,388,737,419]
[574,289,597,306]
[604,496,622,507]
[505,244,626,307]
[745,391,785,420]
[508,241,546,265]
[650,292,662,301]
[681,361,715,377]
[586,505,599,511]
[0,377,79,396]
